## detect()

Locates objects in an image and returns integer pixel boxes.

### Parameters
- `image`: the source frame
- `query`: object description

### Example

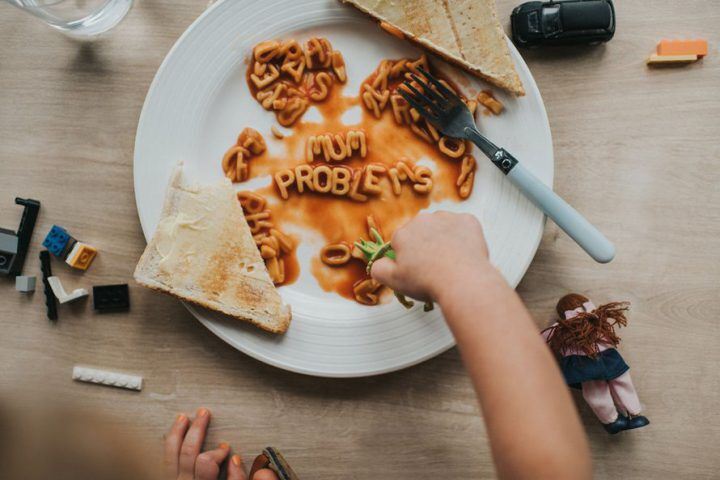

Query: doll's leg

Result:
[609,372,642,416]
[581,380,618,424]
[608,382,627,416]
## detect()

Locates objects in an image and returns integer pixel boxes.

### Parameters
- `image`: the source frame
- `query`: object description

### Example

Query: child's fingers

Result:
[253,468,280,480]
[204,442,231,464]
[178,407,212,478]
[370,256,399,289]
[194,444,230,480]
[228,454,248,480]
[164,413,190,478]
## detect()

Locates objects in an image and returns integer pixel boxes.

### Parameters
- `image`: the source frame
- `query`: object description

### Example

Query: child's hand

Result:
[371,211,492,301]
[164,408,278,480]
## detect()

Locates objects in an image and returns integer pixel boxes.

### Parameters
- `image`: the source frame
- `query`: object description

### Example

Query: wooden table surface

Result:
[1,1,718,478]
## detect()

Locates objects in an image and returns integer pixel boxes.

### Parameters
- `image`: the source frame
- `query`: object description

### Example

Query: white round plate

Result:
[134,0,553,377]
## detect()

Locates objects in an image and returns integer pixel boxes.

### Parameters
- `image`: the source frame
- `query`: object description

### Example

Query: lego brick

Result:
[0,231,18,255]
[0,251,14,275]
[42,225,75,258]
[646,54,698,65]
[65,241,97,271]
[1,198,40,277]
[47,276,88,304]
[0,253,12,275]
[11,198,40,276]
[657,39,708,57]
[93,284,130,312]
[39,250,58,321]
[72,366,143,391]
[15,275,36,293]
[0,230,19,277]
[0,230,18,275]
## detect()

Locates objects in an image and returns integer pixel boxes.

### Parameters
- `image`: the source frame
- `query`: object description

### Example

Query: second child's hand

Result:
[164,408,279,480]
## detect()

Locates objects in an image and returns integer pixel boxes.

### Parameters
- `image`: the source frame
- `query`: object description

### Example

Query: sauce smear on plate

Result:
[237,43,476,302]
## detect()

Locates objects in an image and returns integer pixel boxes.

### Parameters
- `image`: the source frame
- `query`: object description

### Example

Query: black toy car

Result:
[511,0,615,47]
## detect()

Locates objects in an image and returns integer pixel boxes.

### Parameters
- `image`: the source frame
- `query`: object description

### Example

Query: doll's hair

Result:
[544,293,630,358]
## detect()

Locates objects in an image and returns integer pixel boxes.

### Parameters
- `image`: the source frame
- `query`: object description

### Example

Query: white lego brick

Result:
[47,276,88,303]
[72,366,143,391]
[15,275,36,292]
[65,241,82,267]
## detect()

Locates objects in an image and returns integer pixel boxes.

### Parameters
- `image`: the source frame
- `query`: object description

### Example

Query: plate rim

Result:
[133,0,553,377]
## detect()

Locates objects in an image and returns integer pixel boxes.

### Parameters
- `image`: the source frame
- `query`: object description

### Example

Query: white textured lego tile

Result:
[72,366,143,391]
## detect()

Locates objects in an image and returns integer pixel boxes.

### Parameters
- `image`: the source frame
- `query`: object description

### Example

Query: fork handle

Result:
[479,144,616,263]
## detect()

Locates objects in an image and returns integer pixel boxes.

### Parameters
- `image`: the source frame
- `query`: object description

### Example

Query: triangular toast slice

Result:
[341,0,525,96]
[134,167,291,334]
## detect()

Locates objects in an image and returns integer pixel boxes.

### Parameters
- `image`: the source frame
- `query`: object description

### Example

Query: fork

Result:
[400,68,615,263]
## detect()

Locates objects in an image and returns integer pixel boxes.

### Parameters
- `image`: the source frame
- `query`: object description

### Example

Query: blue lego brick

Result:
[42,225,76,258]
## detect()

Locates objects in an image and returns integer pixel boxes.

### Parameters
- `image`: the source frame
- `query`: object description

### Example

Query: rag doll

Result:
[542,293,649,434]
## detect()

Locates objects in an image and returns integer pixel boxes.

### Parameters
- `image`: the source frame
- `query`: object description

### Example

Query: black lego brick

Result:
[93,284,130,312]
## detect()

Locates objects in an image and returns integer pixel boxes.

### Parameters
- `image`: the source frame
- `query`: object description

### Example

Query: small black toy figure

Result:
[542,293,649,434]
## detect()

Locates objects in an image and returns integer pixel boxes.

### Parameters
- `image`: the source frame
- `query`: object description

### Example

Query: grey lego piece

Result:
[0,231,18,255]
[15,275,36,293]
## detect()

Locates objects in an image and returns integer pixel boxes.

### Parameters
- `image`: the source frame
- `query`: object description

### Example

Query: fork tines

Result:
[398,67,460,122]
[416,67,455,99]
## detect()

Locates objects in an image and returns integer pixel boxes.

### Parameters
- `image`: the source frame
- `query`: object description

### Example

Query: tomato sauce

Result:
[243,59,468,300]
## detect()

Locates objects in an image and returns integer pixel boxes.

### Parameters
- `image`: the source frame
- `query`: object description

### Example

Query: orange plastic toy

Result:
[65,242,98,270]
[657,39,708,57]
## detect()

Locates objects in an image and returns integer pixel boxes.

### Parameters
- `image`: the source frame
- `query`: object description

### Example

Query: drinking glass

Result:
[4,0,133,38]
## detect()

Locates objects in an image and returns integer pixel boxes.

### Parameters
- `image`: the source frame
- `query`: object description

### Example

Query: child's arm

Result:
[372,212,591,479]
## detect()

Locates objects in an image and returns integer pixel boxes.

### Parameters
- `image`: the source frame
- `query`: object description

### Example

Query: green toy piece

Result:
[354,228,433,312]
[354,228,395,272]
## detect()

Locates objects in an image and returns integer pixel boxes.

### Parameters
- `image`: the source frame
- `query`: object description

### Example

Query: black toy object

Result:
[39,250,58,321]
[511,0,615,47]
[0,198,40,277]
[249,447,300,480]
[93,284,130,312]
